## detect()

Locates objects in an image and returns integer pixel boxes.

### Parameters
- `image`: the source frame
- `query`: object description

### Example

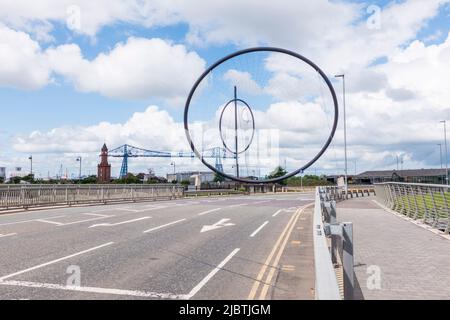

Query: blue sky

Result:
[1,0,450,178]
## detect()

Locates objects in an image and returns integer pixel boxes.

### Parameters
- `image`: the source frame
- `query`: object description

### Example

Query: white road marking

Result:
[250,221,269,237]
[252,200,271,205]
[89,216,151,228]
[228,203,247,208]
[35,219,64,226]
[272,209,284,217]
[0,280,185,299]
[0,215,66,226]
[0,233,17,238]
[175,202,200,206]
[57,214,114,226]
[143,219,186,233]
[185,248,240,299]
[200,218,235,233]
[113,207,166,213]
[0,242,114,281]
[197,208,222,216]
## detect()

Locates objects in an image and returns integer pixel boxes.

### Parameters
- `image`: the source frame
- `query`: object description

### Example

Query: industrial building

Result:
[167,171,215,184]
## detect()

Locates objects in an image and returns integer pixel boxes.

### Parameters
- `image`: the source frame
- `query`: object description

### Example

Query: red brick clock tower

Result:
[97,143,111,183]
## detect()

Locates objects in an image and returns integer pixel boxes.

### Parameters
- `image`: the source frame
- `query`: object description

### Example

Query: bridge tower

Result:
[97,143,111,183]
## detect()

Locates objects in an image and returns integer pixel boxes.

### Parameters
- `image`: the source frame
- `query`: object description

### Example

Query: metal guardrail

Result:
[314,186,354,300]
[185,189,247,197]
[0,184,184,210]
[374,182,450,233]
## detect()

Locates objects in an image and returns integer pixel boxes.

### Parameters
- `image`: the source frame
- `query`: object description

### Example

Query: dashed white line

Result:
[197,208,222,216]
[143,219,186,233]
[0,242,114,281]
[35,219,64,226]
[228,203,247,208]
[272,209,284,217]
[185,248,240,299]
[175,202,200,206]
[0,280,185,299]
[250,221,269,238]
[89,216,151,228]
[0,233,17,238]
[252,200,271,205]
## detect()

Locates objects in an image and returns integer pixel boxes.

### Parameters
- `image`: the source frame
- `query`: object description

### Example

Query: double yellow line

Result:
[247,204,312,300]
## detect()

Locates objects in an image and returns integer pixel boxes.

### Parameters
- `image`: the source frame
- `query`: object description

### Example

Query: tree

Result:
[180,180,190,188]
[80,175,98,184]
[113,173,141,184]
[0,177,4,184]
[267,166,288,185]
[21,174,35,184]
[286,175,332,187]
[213,172,225,183]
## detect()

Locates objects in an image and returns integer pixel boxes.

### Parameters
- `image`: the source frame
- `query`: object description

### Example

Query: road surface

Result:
[0,193,314,300]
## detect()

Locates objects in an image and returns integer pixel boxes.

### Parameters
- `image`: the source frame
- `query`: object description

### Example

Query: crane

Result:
[108,144,235,178]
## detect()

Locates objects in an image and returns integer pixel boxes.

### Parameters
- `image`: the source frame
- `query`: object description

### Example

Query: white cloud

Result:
[3,0,450,175]
[13,106,187,154]
[223,69,262,95]
[0,25,205,102]
[0,0,176,38]
[46,38,205,103]
[0,24,50,89]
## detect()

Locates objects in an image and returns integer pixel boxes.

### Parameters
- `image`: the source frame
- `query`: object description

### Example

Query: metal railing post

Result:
[342,222,354,300]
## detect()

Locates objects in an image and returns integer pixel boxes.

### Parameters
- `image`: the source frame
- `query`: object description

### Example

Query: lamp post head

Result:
[334,74,344,78]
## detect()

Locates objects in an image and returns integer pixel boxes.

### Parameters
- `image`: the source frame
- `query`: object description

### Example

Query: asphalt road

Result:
[0,192,314,300]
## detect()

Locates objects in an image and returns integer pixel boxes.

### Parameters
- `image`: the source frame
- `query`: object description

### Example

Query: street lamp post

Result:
[438,143,444,183]
[440,120,449,185]
[28,155,33,177]
[335,74,348,197]
[76,156,82,180]
[170,161,176,182]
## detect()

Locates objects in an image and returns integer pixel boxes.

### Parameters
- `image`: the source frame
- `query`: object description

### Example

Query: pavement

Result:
[0,192,315,300]
[338,196,450,300]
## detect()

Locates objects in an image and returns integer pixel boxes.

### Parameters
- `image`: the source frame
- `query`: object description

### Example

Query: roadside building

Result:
[353,169,448,185]
[167,171,215,183]
[0,167,5,181]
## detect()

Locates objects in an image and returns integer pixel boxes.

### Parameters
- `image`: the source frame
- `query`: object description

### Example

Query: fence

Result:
[0,184,184,210]
[374,182,450,233]
[314,186,354,300]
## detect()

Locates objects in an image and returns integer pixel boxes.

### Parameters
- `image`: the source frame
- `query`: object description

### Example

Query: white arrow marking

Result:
[200,218,235,233]
[89,216,150,228]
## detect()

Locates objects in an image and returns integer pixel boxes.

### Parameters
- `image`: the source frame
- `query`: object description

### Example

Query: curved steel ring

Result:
[218,98,255,155]
[184,46,339,184]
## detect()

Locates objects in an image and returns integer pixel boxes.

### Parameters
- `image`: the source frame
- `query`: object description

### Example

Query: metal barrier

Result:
[314,186,354,300]
[0,184,184,210]
[374,182,450,233]
[185,189,247,197]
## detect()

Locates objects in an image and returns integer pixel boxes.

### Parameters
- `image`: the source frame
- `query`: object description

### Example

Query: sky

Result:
[0,0,450,179]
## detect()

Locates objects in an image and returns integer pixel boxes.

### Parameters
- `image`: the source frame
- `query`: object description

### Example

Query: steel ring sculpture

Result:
[218,95,255,155]
[184,47,339,184]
